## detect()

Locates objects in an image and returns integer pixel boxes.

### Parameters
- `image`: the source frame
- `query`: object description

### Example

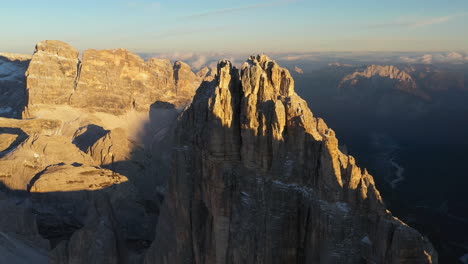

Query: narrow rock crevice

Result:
[73,60,82,91]
[68,59,82,104]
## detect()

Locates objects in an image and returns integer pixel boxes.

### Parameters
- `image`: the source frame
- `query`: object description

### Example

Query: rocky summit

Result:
[0,41,437,263]
[145,55,437,263]
[25,40,209,116]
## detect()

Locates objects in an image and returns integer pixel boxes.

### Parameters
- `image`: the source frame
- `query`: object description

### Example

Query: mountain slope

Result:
[145,55,437,263]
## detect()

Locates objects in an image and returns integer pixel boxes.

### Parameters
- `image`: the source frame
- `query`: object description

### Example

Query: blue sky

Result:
[1,0,467,54]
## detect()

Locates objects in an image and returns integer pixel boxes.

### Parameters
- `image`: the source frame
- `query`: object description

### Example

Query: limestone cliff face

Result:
[147,58,175,93]
[0,53,31,118]
[25,40,205,115]
[145,55,437,263]
[26,40,80,106]
[173,61,202,100]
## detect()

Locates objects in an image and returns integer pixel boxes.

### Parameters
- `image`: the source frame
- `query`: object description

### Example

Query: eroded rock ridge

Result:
[145,55,437,264]
[25,40,209,115]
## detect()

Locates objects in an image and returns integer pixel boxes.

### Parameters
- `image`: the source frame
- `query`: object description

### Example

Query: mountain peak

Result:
[25,40,205,115]
[338,64,431,101]
[242,54,295,98]
[34,40,79,58]
[340,64,415,85]
[146,56,437,264]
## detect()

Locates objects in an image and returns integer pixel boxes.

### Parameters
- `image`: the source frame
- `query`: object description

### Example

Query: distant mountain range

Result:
[291,61,468,263]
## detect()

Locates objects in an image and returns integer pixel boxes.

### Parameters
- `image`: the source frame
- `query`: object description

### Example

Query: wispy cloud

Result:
[399,52,468,64]
[280,54,315,61]
[146,52,245,70]
[183,0,297,19]
[370,13,467,29]
[294,66,304,74]
[409,14,462,28]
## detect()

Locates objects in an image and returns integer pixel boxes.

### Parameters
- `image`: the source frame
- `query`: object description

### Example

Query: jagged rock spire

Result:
[145,56,437,264]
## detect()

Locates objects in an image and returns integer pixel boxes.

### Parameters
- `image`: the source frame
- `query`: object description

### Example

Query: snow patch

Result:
[0,61,22,81]
[335,202,350,213]
[0,107,12,114]
[272,180,314,198]
[173,145,190,152]
[361,236,372,245]
[240,191,254,205]
[240,191,250,197]
[390,158,405,188]
[283,159,295,177]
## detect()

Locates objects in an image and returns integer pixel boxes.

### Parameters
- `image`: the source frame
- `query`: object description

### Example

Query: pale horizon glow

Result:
[1,0,467,54]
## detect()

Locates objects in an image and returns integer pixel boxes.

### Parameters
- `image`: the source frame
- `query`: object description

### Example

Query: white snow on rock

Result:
[361,236,372,245]
[335,202,350,213]
[272,180,314,198]
[390,158,405,188]
[0,61,22,81]
[0,107,12,114]
[0,54,29,83]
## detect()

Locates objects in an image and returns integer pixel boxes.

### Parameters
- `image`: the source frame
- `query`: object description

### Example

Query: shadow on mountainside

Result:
[0,55,30,119]
[0,88,440,263]
[0,100,181,263]
[0,179,143,263]
[0,127,28,159]
[72,124,110,152]
[100,101,179,202]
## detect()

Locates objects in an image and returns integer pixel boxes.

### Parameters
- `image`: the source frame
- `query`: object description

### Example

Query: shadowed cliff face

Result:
[0,113,161,264]
[145,55,437,263]
[0,53,30,118]
[0,106,180,264]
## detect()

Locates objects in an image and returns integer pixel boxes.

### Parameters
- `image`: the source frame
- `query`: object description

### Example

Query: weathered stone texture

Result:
[145,55,437,264]
[26,41,205,115]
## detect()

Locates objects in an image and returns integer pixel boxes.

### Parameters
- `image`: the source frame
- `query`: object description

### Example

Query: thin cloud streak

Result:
[410,14,459,28]
[370,13,467,29]
[183,0,297,19]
